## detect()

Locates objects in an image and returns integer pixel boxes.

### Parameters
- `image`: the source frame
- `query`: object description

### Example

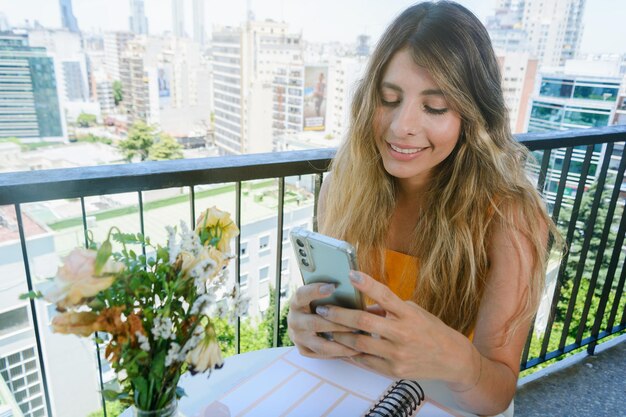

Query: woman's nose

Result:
[390,102,421,138]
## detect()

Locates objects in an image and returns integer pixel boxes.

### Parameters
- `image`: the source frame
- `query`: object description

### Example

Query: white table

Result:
[120,347,512,417]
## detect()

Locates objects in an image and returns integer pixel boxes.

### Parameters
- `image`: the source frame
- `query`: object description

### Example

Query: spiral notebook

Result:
[198,347,469,417]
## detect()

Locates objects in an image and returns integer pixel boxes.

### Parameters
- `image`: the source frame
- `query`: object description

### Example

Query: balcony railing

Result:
[1,125,626,417]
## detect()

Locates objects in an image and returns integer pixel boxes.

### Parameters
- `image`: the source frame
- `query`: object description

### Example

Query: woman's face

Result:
[374,48,462,192]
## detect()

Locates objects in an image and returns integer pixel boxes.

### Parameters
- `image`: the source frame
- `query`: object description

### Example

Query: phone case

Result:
[290,227,364,310]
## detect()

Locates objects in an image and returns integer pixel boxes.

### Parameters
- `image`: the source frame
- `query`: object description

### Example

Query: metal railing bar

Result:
[138,191,146,259]
[235,181,242,355]
[14,204,53,417]
[586,204,626,352]
[82,197,108,417]
[606,252,626,332]
[0,149,335,205]
[535,148,552,193]
[581,144,626,349]
[190,186,196,226]
[539,146,575,359]
[520,328,534,369]
[3,126,625,207]
[313,173,323,233]
[517,125,626,151]
[557,144,608,349]
[273,177,285,348]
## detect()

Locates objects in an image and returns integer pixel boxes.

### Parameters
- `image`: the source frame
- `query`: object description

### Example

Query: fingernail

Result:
[316,305,329,317]
[320,283,335,294]
[349,271,363,284]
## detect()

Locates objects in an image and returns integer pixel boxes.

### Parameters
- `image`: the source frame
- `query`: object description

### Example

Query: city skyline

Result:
[0,0,624,54]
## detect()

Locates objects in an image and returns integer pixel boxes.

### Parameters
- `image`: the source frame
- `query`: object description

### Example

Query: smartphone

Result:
[290,227,364,310]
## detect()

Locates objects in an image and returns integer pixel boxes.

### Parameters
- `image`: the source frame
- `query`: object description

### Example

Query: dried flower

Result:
[43,248,121,309]
[51,311,99,336]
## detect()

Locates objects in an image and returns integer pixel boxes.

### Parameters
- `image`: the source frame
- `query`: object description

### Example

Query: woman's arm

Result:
[287,175,360,358]
[320,215,544,415]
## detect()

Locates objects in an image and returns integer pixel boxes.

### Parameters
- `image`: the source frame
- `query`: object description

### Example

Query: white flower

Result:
[166,225,180,264]
[190,294,216,316]
[136,331,150,352]
[151,317,175,340]
[165,342,181,367]
[179,222,202,256]
[185,324,224,374]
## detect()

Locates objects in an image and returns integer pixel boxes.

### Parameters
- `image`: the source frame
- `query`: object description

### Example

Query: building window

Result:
[281,258,289,273]
[240,273,248,289]
[259,266,270,282]
[240,241,249,260]
[259,235,270,253]
[0,306,29,337]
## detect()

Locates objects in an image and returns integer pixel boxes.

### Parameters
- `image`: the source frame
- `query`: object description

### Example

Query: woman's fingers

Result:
[291,282,336,312]
[349,271,407,317]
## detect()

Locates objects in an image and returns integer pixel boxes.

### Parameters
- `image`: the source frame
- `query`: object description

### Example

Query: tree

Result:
[76,112,97,128]
[261,287,293,348]
[148,133,183,161]
[118,122,155,161]
[112,80,123,106]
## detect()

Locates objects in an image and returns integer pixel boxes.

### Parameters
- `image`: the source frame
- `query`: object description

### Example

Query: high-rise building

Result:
[212,20,303,155]
[59,0,79,33]
[193,0,206,45]
[496,51,538,133]
[28,29,89,103]
[119,36,211,135]
[172,0,185,38]
[103,31,134,81]
[487,0,586,67]
[0,34,64,140]
[129,0,149,35]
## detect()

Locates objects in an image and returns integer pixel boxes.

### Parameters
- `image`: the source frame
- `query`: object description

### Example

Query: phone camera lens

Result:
[298,249,307,257]
[301,259,309,267]
[296,239,305,247]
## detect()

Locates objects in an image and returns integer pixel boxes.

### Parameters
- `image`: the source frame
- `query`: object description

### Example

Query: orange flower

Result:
[51,311,99,337]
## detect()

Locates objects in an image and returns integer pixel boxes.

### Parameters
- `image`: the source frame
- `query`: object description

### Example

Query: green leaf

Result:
[19,290,42,300]
[113,232,145,245]
[102,389,124,401]
[95,240,112,275]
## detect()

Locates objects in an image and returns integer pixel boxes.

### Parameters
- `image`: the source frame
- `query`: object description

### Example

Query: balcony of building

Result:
[0,125,625,417]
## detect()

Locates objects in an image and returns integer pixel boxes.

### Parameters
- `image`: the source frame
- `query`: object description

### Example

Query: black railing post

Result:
[273,178,286,347]
[235,181,242,354]
[15,204,54,417]
[82,197,108,417]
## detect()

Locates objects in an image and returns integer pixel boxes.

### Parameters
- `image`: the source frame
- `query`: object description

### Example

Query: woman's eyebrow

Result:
[380,81,402,93]
[381,82,444,97]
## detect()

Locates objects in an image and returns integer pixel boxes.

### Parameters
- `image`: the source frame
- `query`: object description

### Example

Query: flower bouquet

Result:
[24,207,247,415]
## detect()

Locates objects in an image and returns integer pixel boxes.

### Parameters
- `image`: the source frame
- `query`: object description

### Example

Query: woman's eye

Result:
[381,97,400,106]
[424,105,448,115]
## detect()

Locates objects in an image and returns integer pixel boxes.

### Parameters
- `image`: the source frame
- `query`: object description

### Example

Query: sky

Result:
[0,0,624,54]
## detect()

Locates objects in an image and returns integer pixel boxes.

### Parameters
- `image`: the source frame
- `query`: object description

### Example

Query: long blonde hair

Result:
[320,1,559,335]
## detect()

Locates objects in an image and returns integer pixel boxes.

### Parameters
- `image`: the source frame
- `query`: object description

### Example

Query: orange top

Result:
[373,249,474,340]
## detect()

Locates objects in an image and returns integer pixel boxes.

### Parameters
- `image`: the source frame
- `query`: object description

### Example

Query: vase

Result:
[132,397,180,417]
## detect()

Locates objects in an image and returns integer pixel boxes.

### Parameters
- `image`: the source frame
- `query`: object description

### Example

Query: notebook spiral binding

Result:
[363,379,425,417]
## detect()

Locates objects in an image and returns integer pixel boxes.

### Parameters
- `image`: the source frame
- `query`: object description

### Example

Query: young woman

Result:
[287,1,559,415]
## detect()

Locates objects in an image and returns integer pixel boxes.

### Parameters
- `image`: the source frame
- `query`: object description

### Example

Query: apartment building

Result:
[212,20,303,155]
[0,34,64,141]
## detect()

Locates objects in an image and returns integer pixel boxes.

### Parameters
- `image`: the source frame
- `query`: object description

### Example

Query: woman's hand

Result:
[287,282,361,358]
[318,271,478,386]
